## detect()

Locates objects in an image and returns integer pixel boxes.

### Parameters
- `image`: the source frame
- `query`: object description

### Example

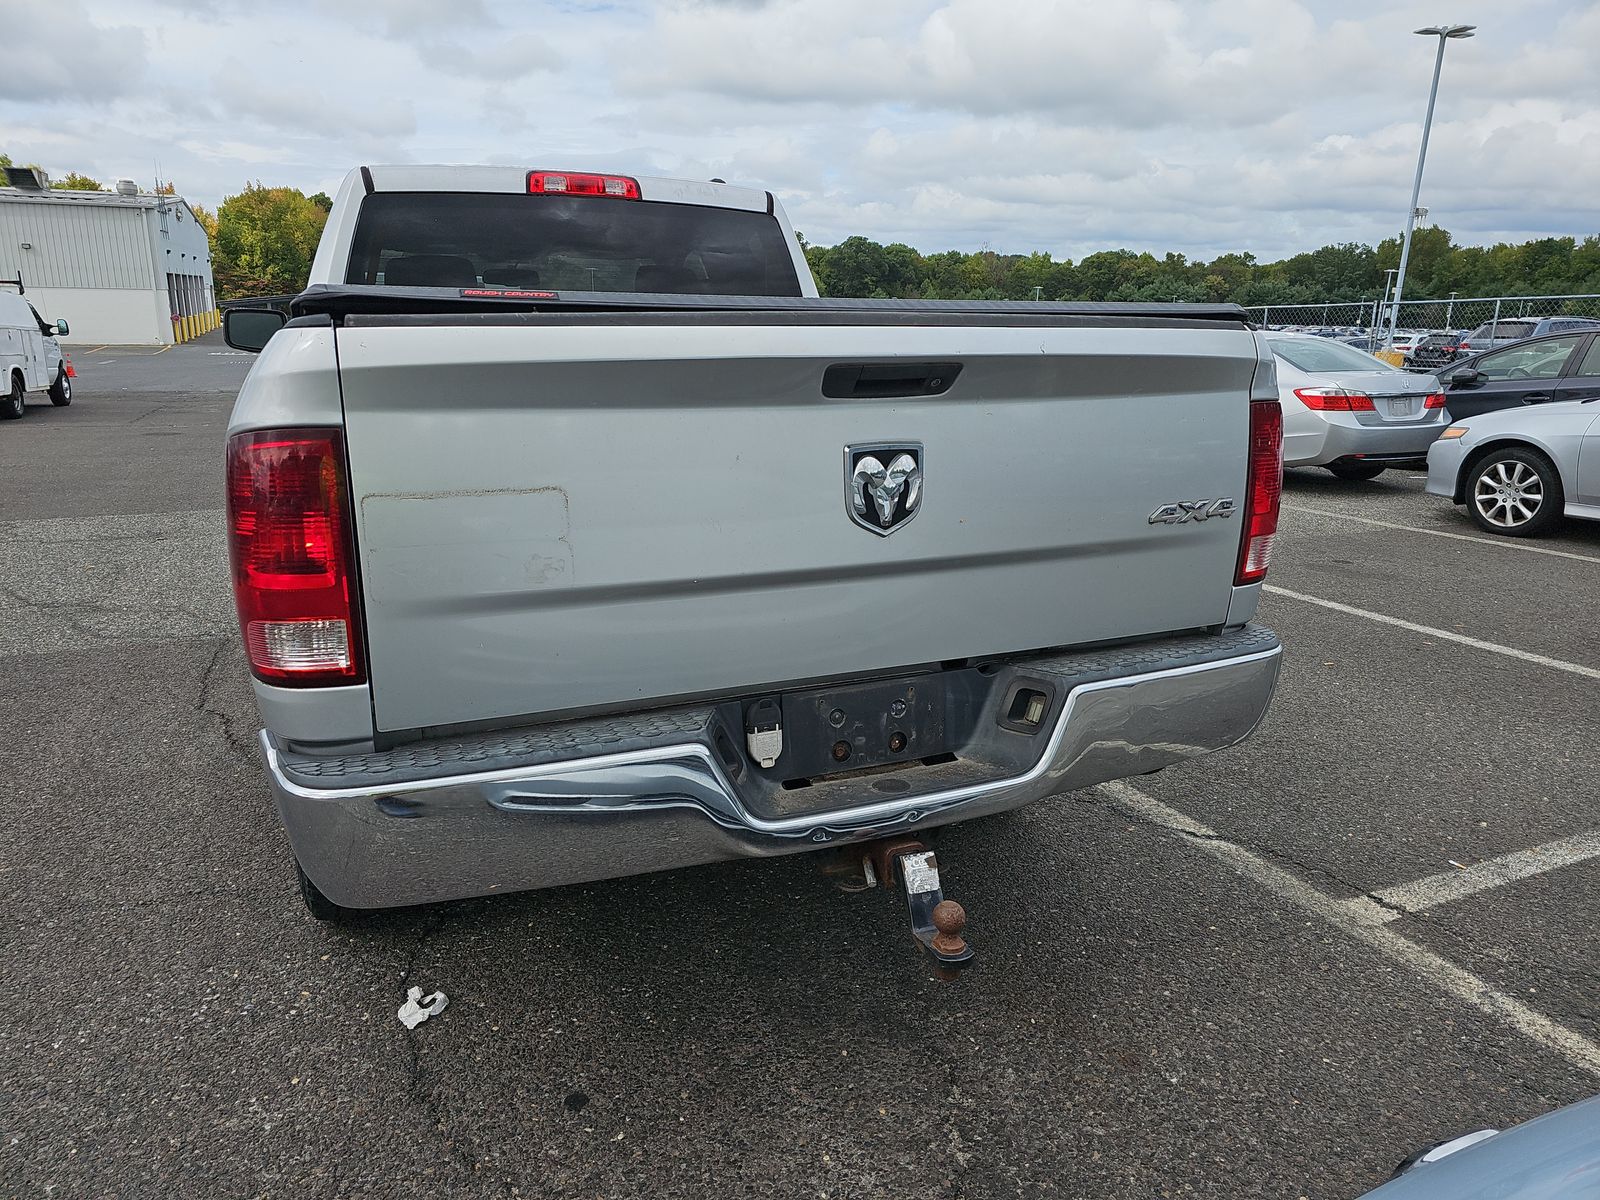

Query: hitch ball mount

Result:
[836,837,975,981]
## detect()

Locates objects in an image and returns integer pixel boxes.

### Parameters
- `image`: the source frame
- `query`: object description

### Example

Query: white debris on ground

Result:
[397,986,449,1030]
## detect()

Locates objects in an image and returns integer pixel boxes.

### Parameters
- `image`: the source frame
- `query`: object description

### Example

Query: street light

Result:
[1387,22,1475,348]
[1377,268,1398,331]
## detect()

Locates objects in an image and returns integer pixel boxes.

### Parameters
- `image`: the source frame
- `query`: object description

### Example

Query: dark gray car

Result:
[1438,330,1600,421]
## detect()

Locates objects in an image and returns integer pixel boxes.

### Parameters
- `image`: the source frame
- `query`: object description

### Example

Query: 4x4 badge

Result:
[1149,498,1236,525]
[846,443,923,536]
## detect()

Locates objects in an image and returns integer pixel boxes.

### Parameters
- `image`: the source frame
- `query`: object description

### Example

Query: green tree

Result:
[1376,226,1453,297]
[50,172,105,191]
[799,228,1598,306]
[189,202,219,244]
[214,183,330,298]
[1274,243,1376,298]
[1075,249,1140,299]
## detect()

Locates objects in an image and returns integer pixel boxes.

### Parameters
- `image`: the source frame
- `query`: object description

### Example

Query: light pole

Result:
[1387,23,1474,348]
[1445,290,1458,331]
[1378,268,1398,330]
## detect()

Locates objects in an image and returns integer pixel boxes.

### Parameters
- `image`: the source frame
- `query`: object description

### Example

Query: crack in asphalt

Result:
[1086,792,1451,926]
[0,577,222,637]
[0,582,139,643]
[394,912,510,1197]
[1083,792,1392,905]
[197,637,258,766]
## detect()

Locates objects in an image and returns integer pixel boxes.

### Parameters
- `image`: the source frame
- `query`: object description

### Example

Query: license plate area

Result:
[1386,398,1415,418]
[772,676,949,781]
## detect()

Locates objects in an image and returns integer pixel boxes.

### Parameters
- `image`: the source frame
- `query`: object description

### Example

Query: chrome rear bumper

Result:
[266,626,1282,909]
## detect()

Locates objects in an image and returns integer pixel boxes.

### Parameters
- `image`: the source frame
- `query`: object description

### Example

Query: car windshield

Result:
[1269,338,1398,374]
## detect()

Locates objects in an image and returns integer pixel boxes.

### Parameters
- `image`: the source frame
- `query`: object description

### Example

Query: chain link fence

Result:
[1246,293,1600,335]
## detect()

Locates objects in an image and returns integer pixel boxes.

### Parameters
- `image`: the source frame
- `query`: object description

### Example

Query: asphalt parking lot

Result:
[3,336,1597,1199]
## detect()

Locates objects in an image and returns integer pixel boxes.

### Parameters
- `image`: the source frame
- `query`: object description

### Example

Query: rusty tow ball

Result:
[826,837,976,981]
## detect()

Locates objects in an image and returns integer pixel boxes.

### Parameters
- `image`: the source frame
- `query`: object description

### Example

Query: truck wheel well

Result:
[1456,439,1557,505]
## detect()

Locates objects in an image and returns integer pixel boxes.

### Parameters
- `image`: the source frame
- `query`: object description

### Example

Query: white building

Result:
[0,170,218,346]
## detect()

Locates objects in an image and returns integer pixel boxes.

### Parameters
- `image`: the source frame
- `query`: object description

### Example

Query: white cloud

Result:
[1,0,1594,263]
[209,58,419,140]
[0,0,147,101]
[428,33,564,80]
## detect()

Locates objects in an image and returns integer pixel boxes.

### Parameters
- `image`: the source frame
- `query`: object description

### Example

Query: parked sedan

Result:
[1408,332,1461,371]
[1268,333,1448,479]
[1427,395,1600,536]
[1439,330,1600,420]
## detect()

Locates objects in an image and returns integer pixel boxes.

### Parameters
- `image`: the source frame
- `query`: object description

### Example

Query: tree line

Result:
[801,226,1600,306]
[6,157,1598,304]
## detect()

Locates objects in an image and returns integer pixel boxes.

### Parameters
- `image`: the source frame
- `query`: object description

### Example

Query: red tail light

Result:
[226,429,364,686]
[1293,387,1375,412]
[1236,400,1283,586]
[527,171,640,199]
[1423,392,1447,409]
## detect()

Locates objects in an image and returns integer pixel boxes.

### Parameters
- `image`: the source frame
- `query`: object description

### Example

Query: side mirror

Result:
[55,318,69,336]
[223,308,288,353]
[1445,367,1481,387]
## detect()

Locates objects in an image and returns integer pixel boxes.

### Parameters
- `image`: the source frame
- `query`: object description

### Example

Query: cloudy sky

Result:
[4,0,1597,261]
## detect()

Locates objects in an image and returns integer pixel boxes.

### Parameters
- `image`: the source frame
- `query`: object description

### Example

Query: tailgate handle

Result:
[822,362,962,399]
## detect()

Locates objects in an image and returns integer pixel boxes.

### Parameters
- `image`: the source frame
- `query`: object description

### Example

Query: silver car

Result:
[1426,397,1600,536]
[1269,333,1449,480]
[1358,1093,1600,1198]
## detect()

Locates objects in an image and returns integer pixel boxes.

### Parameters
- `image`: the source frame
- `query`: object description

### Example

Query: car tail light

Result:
[1423,392,1447,409]
[527,171,640,199]
[1236,400,1282,586]
[1292,387,1376,412]
[226,428,364,686]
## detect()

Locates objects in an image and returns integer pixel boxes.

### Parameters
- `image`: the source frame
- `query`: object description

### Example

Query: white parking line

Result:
[1263,585,1600,681]
[1098,780,1600,1077]
[1359,832,1600,921]
[1282,503,1600,565]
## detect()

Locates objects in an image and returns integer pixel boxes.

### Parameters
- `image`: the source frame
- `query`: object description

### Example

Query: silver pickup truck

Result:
[224,166,1284,972]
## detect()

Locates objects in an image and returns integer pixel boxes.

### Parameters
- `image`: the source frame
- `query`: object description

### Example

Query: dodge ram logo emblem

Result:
[846,443,923,536]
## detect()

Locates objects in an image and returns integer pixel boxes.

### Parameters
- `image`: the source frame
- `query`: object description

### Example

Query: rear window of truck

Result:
[345,193,803,297]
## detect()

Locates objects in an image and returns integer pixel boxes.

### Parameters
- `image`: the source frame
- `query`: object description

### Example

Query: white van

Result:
[1,289,72,419]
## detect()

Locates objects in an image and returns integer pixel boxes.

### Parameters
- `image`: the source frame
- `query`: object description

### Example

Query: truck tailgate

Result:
[336,314,1259,733]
